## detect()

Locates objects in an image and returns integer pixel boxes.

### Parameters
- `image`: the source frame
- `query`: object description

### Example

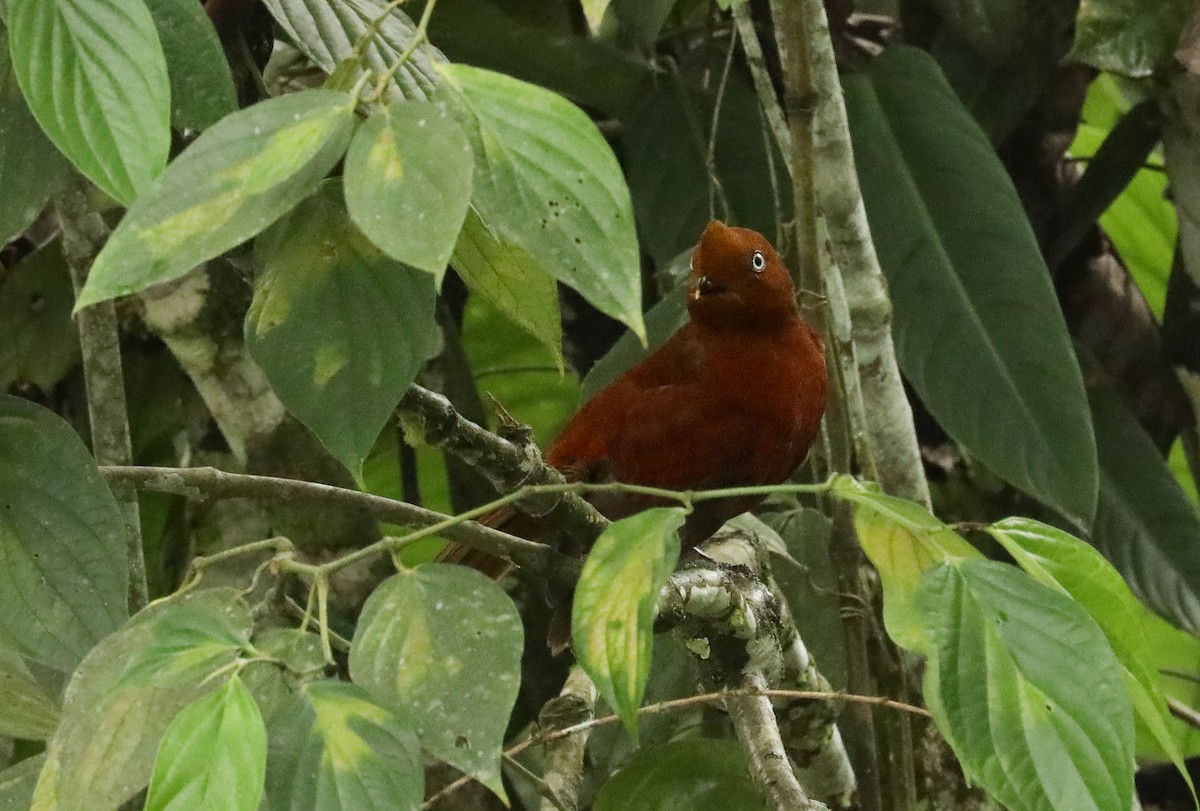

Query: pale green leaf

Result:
[0,754,44,811]
[0,646,60,740]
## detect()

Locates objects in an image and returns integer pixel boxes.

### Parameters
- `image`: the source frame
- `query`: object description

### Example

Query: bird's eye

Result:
[751,250,766,272]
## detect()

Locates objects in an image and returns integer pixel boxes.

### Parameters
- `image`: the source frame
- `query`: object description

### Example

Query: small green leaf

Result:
[344,101,473,275]
[75,89,356,309]
[0,240,79,394]
[439,62,645,340]
[573,507,685,741]
[594,739,761,810]
[264,680,422,811]
[832,476,980,650]
[918,560,1134,811]
[1071,0,1191,77]
[7,0,170,204]
[0,395,128,673]
[145,675,266,811]
[350,564,523,801]
[452,208,564,367]
[246,181,439,479]
[144,0,238,131]
[0,646,60,740]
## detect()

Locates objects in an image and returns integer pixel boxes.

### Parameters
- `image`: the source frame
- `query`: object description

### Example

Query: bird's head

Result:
[687,220,799,330]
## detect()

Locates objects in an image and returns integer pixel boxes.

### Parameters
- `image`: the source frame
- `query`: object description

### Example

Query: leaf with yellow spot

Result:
[573,507,685,742]
[349,564,522,802]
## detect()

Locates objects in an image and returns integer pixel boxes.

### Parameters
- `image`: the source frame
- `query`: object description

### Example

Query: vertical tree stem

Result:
[56,183,149,612]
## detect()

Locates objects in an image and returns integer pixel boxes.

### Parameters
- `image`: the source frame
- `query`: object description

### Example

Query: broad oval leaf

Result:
[593,739,761,811]
[918,560,1133,811]
[75,89,356,310]
[844,45,1097,527]
[0,33,70,245]
[31,589,253,811]
[264,680,422,811]
[439,62,645,340]
[1071,0,1191,77]
[246,181,439,480]
[0,395,128,672]
[0,646,60,740]
[262,0,443,102]
[7,0,170,204]
[344,100,473,275]
[144,675,266,811]
[144,0,237,131]
[349,564,522,801]
[573,507,684,741]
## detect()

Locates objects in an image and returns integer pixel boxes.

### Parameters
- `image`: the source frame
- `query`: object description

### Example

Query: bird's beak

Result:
[694,275,725,298]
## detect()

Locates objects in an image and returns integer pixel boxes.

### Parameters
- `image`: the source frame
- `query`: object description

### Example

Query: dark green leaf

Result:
[7,0,170,204]
[1163,75,1200,295]
[593,739,762,811]
[0,646,60,740]
[0,395,128,672]
[246,181,439,479]
[844,45,1097,527]
[264,680,422,811]
[262,0,443,101]
[0,31,69,244]
[1071,0,1191,77]
[0,240,78,393]
[76,89,356,309]
[581,281,688,401]
[0,754,44,811]
[350,564,523,801]
[439,62,645,340]
[144,0,238,131]
[344,100,473,275]
[918,560,1133,811]
[573,507,684,741]
[928,0,1027,61]
[144,675,267,811]
[611,0,675,50]
[31,589,253,810]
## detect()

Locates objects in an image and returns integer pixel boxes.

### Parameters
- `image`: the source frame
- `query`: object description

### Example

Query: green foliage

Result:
[594,739,763,810]
[1071,0,1192,77]
[0,646,60,740]
[143,0,238,131]
[0,241,78,394]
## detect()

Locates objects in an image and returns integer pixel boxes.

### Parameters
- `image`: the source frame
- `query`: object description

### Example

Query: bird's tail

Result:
[435,505,519,580]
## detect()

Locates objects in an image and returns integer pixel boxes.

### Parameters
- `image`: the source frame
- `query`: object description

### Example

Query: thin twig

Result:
[1168,695,1200,730]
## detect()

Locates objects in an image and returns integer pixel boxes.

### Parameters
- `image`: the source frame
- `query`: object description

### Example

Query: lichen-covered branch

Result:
[536,666,598,811]
[56,183,148,611]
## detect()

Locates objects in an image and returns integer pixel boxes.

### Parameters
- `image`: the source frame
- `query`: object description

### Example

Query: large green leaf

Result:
[344,100,473,276]
[349,564,523,801]
[31,589,253,811]
[573,507,684,741]
[1071,0,1191,77]
[6,0,170,204]
[0,755,44,811]
[439,62,645,340]
[144,675,267,811]
[593,739,762,811]
[919,560,1133,811]
[0,31,70,245]
[0,240,78,394]
[0,646,60,740]
[261,0,442,102]
[264,680,422,811]
[144,0,237,131]
[844,45,1097,528]
[246,181,438,479]
[75,89,356,309]
[0,396,128,673]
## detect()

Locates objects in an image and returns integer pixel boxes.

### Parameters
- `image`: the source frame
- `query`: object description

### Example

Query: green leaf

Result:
[610,0,675,50]
[0,240,79,393]
[0,646,60,740]
[593,739,762,811]
[0,755,44,811]
[988,516,1196,802]
[918,560,1134,811]
[1071,0,1191,77]
[0,395,128,672]
[145,675,267,811]
[262,0,443,102]
[7,0,170,204]
[452,208,564,367]
[573,507,685,741]
[144,0,237,131]
[264,680,422,811]
[31,589,253,810]
[844,45,1098,527]
[246,181,438,479]
[350,564,523,801]
[1163,73,1200,296]
[75,88,356,310]
[0,31,70,244]
[439,62,645,340]
[831,476,980,649]
[344,100,473,275]
[1088,383,1200,634]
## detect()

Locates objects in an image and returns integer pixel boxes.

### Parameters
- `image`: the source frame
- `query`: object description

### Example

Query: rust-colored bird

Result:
[442,220,827,578]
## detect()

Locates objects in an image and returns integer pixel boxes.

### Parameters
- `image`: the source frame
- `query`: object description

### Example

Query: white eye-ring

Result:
[751,250,766,272]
